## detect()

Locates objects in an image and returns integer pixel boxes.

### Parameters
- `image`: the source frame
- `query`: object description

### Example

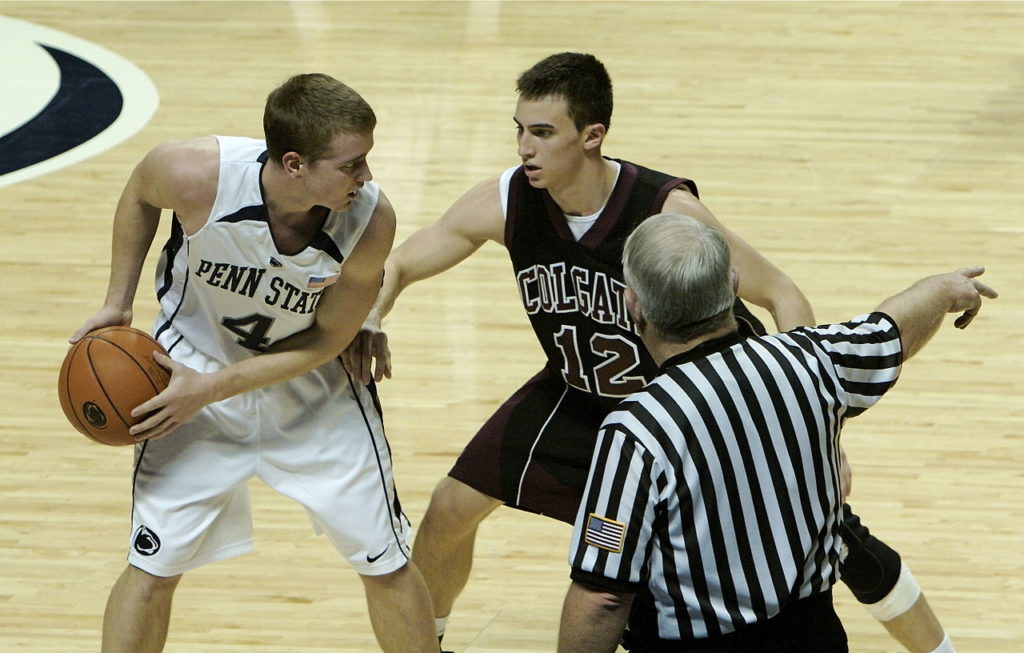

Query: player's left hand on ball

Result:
[128,352,210,441]
[69,306,133,344]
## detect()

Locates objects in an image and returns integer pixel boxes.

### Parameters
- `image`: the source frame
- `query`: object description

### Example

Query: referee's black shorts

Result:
[624,589,848,653]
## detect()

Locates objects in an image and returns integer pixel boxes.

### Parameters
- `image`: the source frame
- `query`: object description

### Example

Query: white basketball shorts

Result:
[126,336,411,577]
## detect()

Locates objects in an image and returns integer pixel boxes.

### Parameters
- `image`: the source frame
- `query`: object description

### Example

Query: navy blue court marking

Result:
[0,16,158,188]
[0,45,123,176]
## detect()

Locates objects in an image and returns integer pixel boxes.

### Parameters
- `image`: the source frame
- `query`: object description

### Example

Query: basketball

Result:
[57,326,171,446]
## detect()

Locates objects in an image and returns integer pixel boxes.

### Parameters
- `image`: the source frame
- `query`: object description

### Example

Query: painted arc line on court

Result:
[0,16,159,188]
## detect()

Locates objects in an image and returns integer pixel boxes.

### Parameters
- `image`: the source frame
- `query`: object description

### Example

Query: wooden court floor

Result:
[1,2,1021,651]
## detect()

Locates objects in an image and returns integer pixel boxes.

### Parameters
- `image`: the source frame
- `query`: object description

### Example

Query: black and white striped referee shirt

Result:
[568,312,903,642]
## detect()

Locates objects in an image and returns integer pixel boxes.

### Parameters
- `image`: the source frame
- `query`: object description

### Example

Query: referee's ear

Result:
[625,288,646,332]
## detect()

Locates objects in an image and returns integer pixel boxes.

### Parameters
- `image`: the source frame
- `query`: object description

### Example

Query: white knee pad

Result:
[863,562,922,621]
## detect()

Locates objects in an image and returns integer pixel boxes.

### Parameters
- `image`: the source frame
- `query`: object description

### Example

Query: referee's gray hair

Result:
[623,213,735,342]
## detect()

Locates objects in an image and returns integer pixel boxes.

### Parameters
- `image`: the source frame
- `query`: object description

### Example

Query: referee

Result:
[558,213,995,652]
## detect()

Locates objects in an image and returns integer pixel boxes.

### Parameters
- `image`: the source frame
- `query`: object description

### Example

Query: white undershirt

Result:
[563,209,602,241]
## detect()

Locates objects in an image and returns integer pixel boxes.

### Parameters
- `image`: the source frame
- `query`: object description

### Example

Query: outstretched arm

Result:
[661,190,815,331]
[875,266,996,360]
[343,176,506,382]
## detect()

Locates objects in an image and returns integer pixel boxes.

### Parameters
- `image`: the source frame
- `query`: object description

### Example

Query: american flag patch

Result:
[307,273,340,288]
[584,513,626,553]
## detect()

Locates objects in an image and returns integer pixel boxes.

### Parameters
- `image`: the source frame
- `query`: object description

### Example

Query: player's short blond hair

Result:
[263,73,375,164]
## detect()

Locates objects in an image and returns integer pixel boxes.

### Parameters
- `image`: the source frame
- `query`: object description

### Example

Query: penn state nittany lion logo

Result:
[133,525,161,556]
[82,401,107,429]
[0,16,158,188]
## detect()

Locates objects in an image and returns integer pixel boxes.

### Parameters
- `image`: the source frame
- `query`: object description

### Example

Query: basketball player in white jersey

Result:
[70,73,437,653]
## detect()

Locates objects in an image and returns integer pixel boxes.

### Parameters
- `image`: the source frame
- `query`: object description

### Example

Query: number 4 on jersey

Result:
[222,313,275,351]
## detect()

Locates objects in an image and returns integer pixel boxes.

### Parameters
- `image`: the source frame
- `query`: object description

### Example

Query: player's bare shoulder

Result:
[370,187,397,226]
[362,187,397,249]
[140,136,220,231]
[660,184,705,214]
[441,175,506,246]
[660,185,744,242]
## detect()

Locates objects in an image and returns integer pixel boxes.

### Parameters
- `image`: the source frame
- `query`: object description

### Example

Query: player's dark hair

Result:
[263,73,376,164]
[516,52,613,132]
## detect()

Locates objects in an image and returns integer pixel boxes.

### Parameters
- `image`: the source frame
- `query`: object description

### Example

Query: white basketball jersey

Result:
[153,135,378,365]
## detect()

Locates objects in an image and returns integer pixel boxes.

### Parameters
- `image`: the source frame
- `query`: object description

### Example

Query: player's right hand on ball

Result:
[341,324,392,384]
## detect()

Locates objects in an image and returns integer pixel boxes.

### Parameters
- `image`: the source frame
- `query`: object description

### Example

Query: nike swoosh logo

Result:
[366,544,390,563]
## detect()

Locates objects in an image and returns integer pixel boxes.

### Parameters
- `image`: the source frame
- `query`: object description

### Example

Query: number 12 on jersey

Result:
[552,325,646,398]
